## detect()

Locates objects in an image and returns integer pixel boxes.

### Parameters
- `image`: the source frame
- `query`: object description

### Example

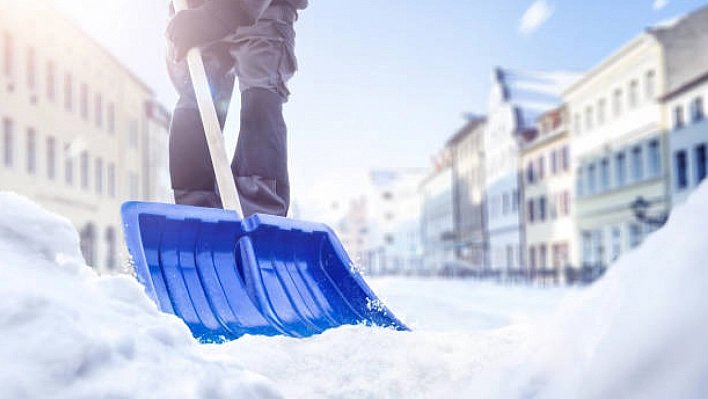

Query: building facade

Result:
[361,168,427,275]
[447,116,487,272]
[0,0,169,274]
[566,7,708,269]
[483,69,524,276]
[666,72,708,207]
[420,155,455,275]
[565,33,667,268]
[520,106,574,282]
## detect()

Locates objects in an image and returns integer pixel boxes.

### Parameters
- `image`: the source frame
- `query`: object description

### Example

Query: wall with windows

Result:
[521,106,575,278]
[564,32,669,268]
[484,75,523,274]
[667,75,708,207]
[420,164,455,274]
[448,118,487,268]
[0,1,165,274]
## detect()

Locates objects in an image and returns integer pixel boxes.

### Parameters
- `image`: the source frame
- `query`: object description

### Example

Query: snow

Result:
[1,182,708,398]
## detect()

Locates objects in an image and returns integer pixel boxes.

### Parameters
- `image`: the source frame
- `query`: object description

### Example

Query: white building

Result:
[0,0,169,274]
[666,73,707,206]
[447,116,487,272]
[483,69,526,276]
[420,157,454,275]
[362,168,427,275]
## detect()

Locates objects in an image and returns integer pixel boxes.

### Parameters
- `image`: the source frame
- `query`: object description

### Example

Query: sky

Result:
[50,0,708,221]
[2,179,708,397]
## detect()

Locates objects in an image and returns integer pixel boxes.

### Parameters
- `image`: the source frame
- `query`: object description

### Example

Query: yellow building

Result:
[520,106,574,283]
[0,0,170,274]
[565,6,708,269]
[565,31,667,268]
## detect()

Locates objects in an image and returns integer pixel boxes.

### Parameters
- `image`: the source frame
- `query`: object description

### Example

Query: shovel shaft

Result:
[172,0,243,216]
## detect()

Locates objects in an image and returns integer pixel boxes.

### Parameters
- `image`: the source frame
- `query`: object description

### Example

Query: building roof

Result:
[446,116,486,146]
[495,68,580,129]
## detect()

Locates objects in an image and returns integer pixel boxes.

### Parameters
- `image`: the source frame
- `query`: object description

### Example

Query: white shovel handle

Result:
[172,0,243,217]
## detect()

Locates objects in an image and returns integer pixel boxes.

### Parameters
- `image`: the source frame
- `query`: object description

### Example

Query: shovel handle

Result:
[171,0,243,216]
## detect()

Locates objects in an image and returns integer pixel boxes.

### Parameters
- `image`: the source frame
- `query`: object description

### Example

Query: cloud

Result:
[519,0,555,35]
[653,0,669,10]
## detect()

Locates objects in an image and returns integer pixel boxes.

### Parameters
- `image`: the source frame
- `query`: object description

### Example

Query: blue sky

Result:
[53,0,708,220]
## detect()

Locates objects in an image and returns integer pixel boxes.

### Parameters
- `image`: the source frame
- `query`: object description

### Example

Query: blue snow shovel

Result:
[121,0,408,343]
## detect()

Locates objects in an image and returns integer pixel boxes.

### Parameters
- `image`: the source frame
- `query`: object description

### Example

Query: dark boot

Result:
[232,88,290,217]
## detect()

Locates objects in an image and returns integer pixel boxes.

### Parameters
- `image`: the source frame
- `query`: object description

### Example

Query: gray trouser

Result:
[168,4,298,217]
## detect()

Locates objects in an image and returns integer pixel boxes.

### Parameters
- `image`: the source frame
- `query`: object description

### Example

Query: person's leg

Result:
[230,13,298,217]
[167,41,234,208]
[233,87,289,217]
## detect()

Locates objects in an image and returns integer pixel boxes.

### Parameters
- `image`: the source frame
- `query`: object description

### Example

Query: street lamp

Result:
[630,196,668,228]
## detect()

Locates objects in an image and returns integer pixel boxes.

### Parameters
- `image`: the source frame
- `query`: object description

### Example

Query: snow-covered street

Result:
[2,183,708,398]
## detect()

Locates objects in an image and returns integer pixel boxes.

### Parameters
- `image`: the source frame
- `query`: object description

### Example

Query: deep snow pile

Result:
[0,193,282,398]
[1,180,708,398]
[477,181,708,398]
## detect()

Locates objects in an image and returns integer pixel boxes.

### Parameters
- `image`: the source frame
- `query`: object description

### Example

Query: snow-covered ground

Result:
[1,183,708,398]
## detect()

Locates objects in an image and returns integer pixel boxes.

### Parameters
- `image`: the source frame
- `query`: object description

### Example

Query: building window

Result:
[538,196,547,221]
[576,168,584,197]
[690,97,704,123]
[613,89,623,117]
[26,128,37,174]
[3,32,13,78]
[585,106,594,131]
[597,98,606,125]
[512,189,519,212]
[611,226,621,261]
[561,145,570,172]
[27,47,36,91]
[46,136,56,180]
[46,61,55,101]
[80,151,90,190]
[631,146,643,182]
[628,80,639,109]
[560,191,570,217]
[675,150,688,190]
[550,149,558,175]
[600,157,610,191]
[628,223,642,249]
[695,144,707,185]
[64,72,73,112]
[616,152,627,187]
[107,102,115,134]
[527,199,535,223]
[3,119,14,167]
[129,118,139,148]
[648,139,661,178]
[674,106,684,130]
[526,161,535,184]
[529,246,537,270]
[539,244,547,269]
[552,243,569,269]
[587,164,597,195]
[537,156,545,181]
[95,158,103,195]
[95,93,103,128]
[107,163,116,197]
[64,144,74,186]
[80,83,89,120]
[645,70,655,100]
[105,227,117,270]
[582,231,592,265]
